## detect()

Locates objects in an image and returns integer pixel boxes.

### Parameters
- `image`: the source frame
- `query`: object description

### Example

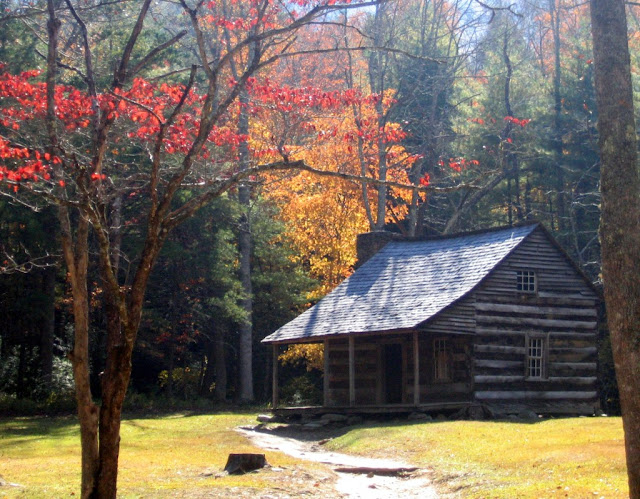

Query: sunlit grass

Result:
[1,413,628,497]
[325,417,628,498]
[0,412,322,498]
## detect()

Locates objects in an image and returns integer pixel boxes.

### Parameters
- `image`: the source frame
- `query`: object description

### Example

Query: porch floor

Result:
[273,401,473,419]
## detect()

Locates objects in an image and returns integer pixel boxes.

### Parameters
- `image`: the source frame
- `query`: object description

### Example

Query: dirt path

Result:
[238,427,439,499]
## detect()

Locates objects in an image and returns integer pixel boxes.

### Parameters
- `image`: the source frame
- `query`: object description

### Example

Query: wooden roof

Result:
[262,223,540,344]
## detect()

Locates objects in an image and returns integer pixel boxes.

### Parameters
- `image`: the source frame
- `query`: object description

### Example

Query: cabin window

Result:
[526,336,546,379]
[433,338,451,382]
[516,270,537,293]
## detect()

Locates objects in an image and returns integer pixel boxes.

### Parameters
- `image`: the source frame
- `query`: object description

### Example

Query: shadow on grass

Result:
[0,416,80,451]
[122,403,270,421]
[246,414,568,447]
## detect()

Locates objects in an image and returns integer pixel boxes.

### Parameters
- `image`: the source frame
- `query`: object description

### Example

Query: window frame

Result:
[516,269,537,294]
[525,333,549,380]
[433,337,452,383]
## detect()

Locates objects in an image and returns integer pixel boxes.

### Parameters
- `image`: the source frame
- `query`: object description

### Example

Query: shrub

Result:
[280,374,322,406]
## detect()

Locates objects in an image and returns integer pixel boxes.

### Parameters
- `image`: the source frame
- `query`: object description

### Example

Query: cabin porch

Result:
[270,330,474,411]
[271,401,473,420]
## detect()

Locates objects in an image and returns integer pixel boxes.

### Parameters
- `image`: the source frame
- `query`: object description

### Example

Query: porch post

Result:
[349,336,355,406]
[413,331,420,406]
[272,344,279,409]
[323,339,330,407]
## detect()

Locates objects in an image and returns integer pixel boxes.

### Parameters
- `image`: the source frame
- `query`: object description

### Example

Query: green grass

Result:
[0,412,325,498]
[325,417,628,498]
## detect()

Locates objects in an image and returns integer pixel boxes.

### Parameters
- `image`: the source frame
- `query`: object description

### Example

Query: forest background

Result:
[0,0,632,414]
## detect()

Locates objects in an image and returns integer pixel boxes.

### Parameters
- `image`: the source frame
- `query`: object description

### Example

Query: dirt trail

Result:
[238,427,438,499]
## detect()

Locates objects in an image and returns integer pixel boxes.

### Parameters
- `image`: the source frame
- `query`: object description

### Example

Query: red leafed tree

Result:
[0,0,382,496]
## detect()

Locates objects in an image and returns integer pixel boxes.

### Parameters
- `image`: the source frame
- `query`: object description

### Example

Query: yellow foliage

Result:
[279,343,324,371]
[260,89,418,297]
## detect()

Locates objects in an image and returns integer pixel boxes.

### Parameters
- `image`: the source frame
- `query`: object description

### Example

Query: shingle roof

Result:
[262,223,539,344]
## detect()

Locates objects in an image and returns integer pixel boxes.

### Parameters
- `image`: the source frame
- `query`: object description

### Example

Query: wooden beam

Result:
[349,336,355,406]
[549,347,598,355]
[475,301,598,317]
[413,332,420,405]
[323,339,330,407]
[475,390,598,400]
[551,361,597,370]
[476,315,597,329]
[474,345,526,355]
[272,344,279,409]
[476,328,598,340]
[476,294,597,307]
[548,376,598,385]
[474,375,526,383]
[474,359,523,369]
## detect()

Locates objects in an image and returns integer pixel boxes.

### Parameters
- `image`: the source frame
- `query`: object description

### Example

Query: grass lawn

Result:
[0,413,629,498]
[326,416,628,498]
[0,411,333,498]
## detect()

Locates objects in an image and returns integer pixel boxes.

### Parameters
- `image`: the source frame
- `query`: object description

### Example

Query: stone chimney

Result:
[355,231,403,268]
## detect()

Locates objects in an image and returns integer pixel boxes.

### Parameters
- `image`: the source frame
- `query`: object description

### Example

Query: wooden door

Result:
[383,343,403,404]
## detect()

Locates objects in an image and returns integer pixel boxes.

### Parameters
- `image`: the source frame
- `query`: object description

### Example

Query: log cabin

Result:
[262,223,601,417]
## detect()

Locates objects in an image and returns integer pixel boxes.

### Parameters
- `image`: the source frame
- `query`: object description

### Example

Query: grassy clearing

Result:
[325,416,628,498]
[0,413,628,498]
[0,412,332,498]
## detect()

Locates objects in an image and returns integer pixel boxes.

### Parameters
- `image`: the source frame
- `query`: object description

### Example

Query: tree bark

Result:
[367,2,390,230]
[237,88,254,403]
[38,266,56,390]
[63,215,99,499]
[550,0,566,230]
[200,334,216,397]
[502,28,523,223]
[214,325,228,402]
[589,0,640,495]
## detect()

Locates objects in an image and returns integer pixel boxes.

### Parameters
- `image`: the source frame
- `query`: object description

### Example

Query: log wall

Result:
[472,229,600,414]
[325,336,389,406]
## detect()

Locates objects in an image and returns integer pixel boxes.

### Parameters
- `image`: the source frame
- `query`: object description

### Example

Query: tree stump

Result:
[224,453,268,474]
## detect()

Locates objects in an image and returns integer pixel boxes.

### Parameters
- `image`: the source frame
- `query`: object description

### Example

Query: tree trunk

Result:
[94,332,135,498]
[237,89,254,403]
[200,336,216,397]
[502,28,522,223]
[17,342,28,398]
[38,267,56,390]
[550,0,566,230]
[167,339,175,399]
[589,0,640,495]
[369,2,389,230]
[214,326,228,402]
[95,381,125,498]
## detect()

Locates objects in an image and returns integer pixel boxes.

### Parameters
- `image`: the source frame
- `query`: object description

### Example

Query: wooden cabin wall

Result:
[325,338,349,406]
[325,332,474,407]
[325,337,381,406]
[414,336,472,402]
[421,295,476,336]
[472,229,600,414]
[354,337,378,405]
[417,296,475,402]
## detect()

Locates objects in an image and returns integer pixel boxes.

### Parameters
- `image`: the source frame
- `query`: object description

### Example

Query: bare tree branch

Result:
[164,159,482,230]
[129,30,188,78]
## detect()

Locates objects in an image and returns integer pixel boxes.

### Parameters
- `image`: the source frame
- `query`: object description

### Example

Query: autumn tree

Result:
[589,0,640,494]
[249,25,421,289]
[0,0,386,496]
